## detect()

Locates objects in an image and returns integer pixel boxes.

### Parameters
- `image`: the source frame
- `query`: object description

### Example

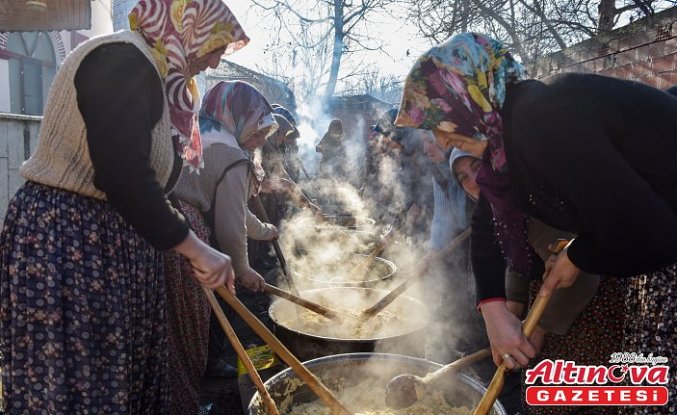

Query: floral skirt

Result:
[620,264,676,415]
[524,276,627,415]
[0,181,167,414]
[164,200,211,415]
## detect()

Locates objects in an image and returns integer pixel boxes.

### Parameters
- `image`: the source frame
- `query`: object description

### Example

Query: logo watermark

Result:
[525,353,670,406]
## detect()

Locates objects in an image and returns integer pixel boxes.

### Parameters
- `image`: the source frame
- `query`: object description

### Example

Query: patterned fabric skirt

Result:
[524,276,627,415]
[164,200,211,415]
[620,264,676,415]
[0,181,167,414]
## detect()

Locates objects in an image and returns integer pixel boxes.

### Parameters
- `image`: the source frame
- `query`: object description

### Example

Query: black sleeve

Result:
[471,195,508,302]
[516,103,677,276]
[74,43,189,250]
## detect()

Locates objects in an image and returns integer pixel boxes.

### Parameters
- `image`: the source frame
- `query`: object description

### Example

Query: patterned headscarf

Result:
[199,80,277,144]
[396,33,535,275]
[272,114,294,138]
[271,105,296,127]
[129,0,249,171]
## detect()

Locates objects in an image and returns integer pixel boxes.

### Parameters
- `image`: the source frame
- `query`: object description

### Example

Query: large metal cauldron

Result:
[284,220,378,268]
[317,215,376,231]
[269,287,427,361]
[317,213,376,230]
[296,215,377,234]
[247,353,507,415]
[302,252,397,288]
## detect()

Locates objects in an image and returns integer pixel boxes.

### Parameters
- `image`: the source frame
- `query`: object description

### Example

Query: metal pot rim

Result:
[305,252,397,286]
[268,287,427,342]
[247,352,507,415]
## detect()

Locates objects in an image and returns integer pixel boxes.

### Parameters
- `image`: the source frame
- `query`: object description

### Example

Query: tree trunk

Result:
[324,1,344,100]
[598,0,616,33]
[460,1,468,32]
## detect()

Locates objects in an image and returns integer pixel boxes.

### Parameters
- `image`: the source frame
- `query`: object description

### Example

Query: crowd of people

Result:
[0,1,675,414]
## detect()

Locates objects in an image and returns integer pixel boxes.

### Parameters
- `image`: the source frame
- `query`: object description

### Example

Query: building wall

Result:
[530,7,677,88]
[0,0,114,117]
[0,113,40,223]
[112,0,137,31]
[0,60,9,113]
[83,0,115,37]
[204,61,298,113]
[0,1,113,221]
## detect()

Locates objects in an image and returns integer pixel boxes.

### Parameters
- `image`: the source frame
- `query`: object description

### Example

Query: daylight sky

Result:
[224,1,676,94]
[225,2,430,89]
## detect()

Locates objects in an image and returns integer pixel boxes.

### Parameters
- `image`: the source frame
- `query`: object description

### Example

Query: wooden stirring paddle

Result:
[203,288,280,415]
[214,286,353,415]
[361,228,471,318]
[252,196,300,296]
[472,239,570,415]
[472,295,550,415]
[385,347,491,409]
[264,283,342,321]
[348,228,392,279]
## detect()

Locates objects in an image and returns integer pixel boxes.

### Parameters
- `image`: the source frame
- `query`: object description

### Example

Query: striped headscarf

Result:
[396,33,536,275]
[199,80,277,145]
[129,0,249,171]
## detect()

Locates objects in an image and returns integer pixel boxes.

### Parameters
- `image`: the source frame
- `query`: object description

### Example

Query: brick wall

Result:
[530,7,677,89]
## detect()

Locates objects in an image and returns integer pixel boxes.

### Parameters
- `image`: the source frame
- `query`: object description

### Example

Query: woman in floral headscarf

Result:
[167,80,279,413]
[0,0,247,412]
[397,33,677,414]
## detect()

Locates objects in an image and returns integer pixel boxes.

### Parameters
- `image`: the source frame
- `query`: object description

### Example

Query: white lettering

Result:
[554,390,567,402]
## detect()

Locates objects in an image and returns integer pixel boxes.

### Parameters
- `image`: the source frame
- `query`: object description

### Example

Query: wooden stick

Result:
[300,163,311,180]
[423,347,492,387]
[386,346,493,409]
[361,228,471,318]
[252,196,299,296]
[291,184,321,212]
[215,286,353,415]
[348,238,388,279]
[264,283,341,321]
[472,295,550,415]
[472,240,568,415]
[348,215,398,279]
[203,288,280,415]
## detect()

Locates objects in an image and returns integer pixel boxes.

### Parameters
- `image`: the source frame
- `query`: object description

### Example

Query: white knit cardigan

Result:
[20,31,174,200]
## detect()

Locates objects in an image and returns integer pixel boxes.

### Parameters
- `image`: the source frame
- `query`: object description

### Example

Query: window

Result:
[7,32,56,115]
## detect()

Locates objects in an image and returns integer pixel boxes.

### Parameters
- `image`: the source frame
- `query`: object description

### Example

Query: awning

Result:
[0,0,91,32]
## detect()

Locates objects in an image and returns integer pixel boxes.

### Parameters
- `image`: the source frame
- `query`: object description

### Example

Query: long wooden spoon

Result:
[214,286,353,415]
[203,287,280,415]
[385,347,492,409]
[472,239,570,415]
[471,295,550,415]
[361,228,471,318]
[252,196,299,296]
[347,229,392,279]
[263,283,342,321]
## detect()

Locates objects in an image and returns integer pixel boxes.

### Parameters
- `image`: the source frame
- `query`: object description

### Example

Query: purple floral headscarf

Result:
[395,32,536,275]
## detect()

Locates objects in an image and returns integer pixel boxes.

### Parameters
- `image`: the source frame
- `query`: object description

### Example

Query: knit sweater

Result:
[174,142,250,214]
[174,140,275,276]
[20,31,174,200]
